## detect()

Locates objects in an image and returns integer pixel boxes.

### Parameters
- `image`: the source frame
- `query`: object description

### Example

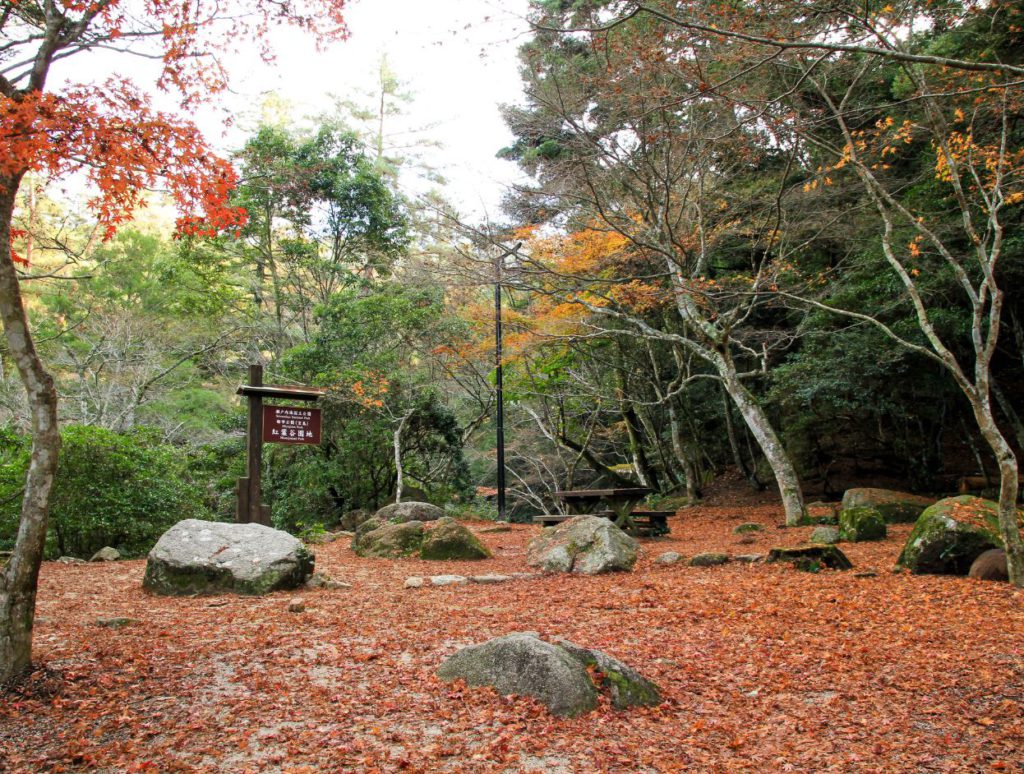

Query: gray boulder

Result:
[838,506,887,542]
[90,546,120,562]
[898,496,1003,575]
[437,632,659,716]
[143,519,314,596]
[354,521,425,558]
[841,488,934,524]
[438,633,597,716]
[420,517,491,560]
[809,526,841,545]
[526,515,637,575]
[374,501,445,523]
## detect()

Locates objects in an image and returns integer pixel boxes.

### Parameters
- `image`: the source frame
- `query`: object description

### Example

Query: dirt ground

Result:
[2,498,1023,773]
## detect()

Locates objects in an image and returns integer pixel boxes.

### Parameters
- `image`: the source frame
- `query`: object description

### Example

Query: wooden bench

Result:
[532,510,671,536]
[533,511,614,527]
[628,510,673,537]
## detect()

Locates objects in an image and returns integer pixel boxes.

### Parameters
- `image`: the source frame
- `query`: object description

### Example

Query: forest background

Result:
[2,0,1023,572]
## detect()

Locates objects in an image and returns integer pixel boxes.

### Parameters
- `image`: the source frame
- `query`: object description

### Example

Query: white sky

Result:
[194,0,534,220]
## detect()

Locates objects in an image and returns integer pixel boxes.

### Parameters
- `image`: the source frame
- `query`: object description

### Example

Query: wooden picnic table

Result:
[553,487,654,533]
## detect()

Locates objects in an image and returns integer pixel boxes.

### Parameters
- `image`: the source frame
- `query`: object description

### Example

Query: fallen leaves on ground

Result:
[2,502,1023,773]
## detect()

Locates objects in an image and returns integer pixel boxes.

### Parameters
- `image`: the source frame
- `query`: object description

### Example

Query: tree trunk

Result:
[721,385,761,490]
[668,402,701,503]
[721,371,806,526]
[972,400,1024,586]
[0,177,62,683]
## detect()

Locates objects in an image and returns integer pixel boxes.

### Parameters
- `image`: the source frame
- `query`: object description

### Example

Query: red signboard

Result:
[263,406,322,445]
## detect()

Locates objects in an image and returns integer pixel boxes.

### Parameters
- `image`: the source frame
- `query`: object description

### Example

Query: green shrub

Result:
[0,425,211,559]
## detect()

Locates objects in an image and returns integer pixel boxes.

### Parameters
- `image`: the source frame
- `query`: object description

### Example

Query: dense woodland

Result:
[3,0,1024,552]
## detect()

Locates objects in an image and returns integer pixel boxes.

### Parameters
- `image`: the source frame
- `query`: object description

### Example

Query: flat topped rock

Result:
[143,519,314,596]
[437,632,660,717]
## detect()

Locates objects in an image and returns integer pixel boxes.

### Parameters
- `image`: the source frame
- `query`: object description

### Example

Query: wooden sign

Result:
[263,406,321,445]
[235,365,325,525]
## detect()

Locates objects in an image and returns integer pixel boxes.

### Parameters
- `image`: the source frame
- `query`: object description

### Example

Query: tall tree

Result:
[502,8,808,522]
[588,0,1024,583]
[0,0,349,682]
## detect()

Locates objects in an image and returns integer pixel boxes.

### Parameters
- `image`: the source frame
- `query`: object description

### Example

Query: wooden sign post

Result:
[236,364,325,525]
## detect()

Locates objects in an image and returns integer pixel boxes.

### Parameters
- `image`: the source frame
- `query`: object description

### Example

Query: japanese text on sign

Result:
[263,406,322,445]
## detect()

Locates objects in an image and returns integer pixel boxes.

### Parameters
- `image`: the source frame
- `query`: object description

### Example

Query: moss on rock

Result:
[897,495,1003,575]
[838,506,887,542]
[841,488,933,524]
[419,517,491,560]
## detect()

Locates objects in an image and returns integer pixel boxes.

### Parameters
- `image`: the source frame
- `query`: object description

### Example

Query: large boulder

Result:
[898,496,1003,575]
[838,506,887,542]
[436,632,659,716]
[143,519,314,596]
[419,517,491,561]
[374,501,445,523]
[841,488,933,524]
[354,521,426,558]
[526,515,638,575]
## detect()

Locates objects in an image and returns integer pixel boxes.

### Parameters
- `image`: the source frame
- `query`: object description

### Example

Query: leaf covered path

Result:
[3,505,1023,772]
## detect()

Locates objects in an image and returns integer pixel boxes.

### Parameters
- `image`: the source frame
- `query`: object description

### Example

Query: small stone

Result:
[809,526,841,545]
[404,576,425,589]
[324,580,352,590]
[733,523,765,535]
[57,556,86,565]
[430,575,468,586]
[287,598,305,613]
[689,552,730,567]
[470,574,513,584]
[734,554,764,563]
[655,551,682,565]
[90,547,120,562]
[95,617,137,628]
[306,571,352,590]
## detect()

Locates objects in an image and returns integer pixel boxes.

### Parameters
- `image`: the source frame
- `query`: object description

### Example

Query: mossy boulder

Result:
[767,545,853,571]
[143,520,314,596]
[355,521,426,558]
[351,516,384,551]
[733,523,765,535]
[419,517,491,561]
[838,506,887,542]
[374,501,445,523]
[897,496,1003,575]
[809,526,841,545]
[689,552,730,567]
[841,488,934,524]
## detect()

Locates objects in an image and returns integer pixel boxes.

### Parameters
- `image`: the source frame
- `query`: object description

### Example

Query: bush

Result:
[0,425,211,559]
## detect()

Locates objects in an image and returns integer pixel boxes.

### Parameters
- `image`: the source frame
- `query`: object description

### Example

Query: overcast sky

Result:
[198,0,535,220]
